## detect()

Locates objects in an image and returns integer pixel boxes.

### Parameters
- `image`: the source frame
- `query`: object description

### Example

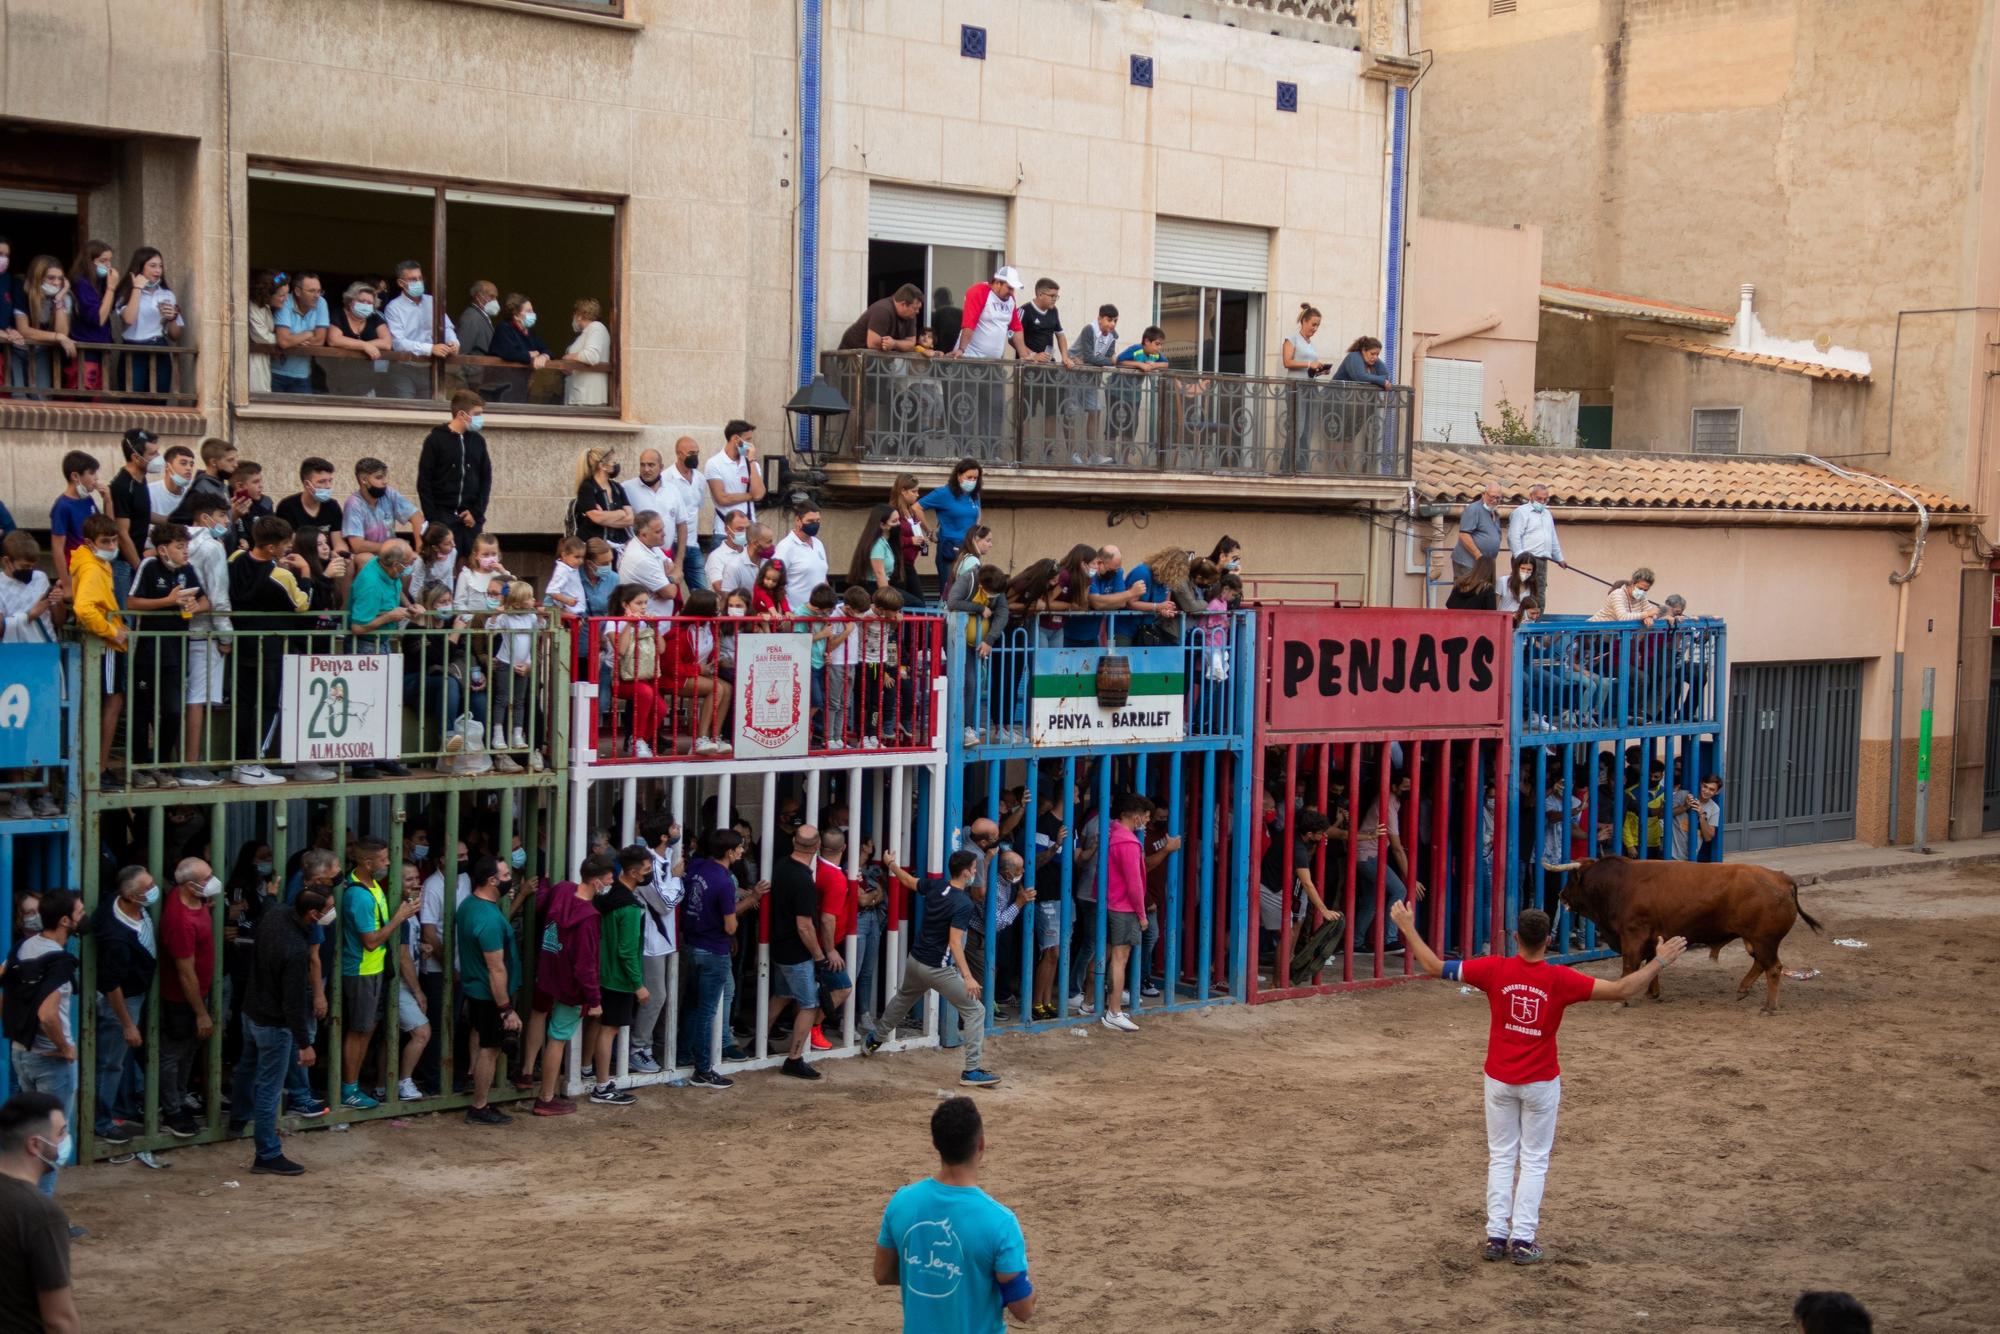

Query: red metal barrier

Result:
[578,613,944,762]
[1248,607,1512,1002]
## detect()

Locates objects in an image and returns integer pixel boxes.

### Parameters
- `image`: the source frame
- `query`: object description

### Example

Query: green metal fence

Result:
[73,614,571,1162]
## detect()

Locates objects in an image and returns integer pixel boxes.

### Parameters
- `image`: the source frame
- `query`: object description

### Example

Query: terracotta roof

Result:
[1539,280,1734,331]
[1412,445,1972,516]
[1624,333,1871,383]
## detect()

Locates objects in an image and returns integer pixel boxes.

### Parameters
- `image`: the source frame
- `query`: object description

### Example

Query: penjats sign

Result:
[1263,608,1509,733]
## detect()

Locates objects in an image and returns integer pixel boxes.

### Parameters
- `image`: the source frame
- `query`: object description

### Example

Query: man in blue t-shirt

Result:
[875,1096,1035,1333]
[863,851,1000,1088]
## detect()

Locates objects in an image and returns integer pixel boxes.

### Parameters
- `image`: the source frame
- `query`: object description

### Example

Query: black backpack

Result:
[2,948,78,1050]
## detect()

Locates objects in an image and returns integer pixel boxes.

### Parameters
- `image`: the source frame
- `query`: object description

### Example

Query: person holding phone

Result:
[113,247,184,400]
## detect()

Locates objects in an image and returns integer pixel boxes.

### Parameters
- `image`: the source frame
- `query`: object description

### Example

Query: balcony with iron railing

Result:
[814,349,1412,499]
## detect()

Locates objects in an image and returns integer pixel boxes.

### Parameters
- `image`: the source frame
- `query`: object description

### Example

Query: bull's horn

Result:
[1541,860,1582,873]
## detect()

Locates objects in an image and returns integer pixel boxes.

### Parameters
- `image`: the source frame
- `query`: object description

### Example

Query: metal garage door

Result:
[1726,660,1861,849]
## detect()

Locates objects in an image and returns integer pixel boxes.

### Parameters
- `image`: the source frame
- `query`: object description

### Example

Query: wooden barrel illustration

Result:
[1095,655,1132,710]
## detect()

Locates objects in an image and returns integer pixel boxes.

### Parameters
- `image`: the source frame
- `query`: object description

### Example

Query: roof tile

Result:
[1624,333,1871,383]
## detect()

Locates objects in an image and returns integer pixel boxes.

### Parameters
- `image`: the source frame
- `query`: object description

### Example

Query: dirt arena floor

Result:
[62,864,2000,1332]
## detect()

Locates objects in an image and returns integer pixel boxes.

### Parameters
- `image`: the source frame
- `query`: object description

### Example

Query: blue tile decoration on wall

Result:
[1130,55,1154,88]
[1276,81,1299,112]
[961,25,987,59]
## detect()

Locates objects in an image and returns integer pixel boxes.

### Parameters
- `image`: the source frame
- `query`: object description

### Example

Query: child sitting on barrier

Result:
[488,581,541,774]
[545,535,587,614]
[824,585,868,751]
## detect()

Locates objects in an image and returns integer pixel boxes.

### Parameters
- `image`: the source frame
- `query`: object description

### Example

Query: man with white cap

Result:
[950,265,1031,445]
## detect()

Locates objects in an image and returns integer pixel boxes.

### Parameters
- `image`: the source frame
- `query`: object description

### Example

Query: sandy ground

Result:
[61,866,2000,1333]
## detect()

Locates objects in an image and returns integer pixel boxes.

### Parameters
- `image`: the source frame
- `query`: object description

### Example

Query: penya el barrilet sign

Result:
[1262,608,1509,733]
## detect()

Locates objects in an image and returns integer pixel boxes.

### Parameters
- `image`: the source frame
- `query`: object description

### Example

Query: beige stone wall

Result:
[1406,216,1542,425]
[1608,339,1822,455]
[819,0,1392,375]
[1419,0,1997,502]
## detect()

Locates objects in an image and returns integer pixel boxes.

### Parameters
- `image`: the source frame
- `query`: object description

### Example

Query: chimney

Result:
[1735,283,1756,351]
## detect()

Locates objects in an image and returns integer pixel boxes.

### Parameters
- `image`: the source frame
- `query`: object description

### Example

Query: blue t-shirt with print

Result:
[877,1177,1028,1334]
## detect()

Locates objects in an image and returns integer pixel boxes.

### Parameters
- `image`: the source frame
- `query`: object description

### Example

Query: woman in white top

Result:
[563,297,612,406]
[1279,301,1330,470]
[1497,553,1538,615]
[248,270,288,395]
[114,246,186,399]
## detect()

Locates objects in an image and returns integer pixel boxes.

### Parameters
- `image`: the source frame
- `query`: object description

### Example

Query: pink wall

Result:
[1405,216,1543,427]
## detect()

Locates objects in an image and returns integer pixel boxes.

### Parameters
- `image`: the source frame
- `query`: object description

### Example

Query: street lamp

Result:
[784,373,851,465]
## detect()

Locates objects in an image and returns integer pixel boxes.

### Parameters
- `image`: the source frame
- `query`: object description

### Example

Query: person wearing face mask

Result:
[68,514,128,784]
[266,268,326,395]
[90,868,154,1153]
[156,859,220,1139]
[147,444,197,531]
[456,855,524,1126]
[489,292,552,402]
[571,446,633,546]
[341,457,420,565]
[1,888,86,1201]
[0,531,57,656]
[772,498,829,610]
[522,854,611,1116]
[336,838,418,1111]
[702,510,752,594]
[231,882,330,1176]
[381,261,459,400]
[457,279,502,396]
[67,239,118,393]
[564,298,612,407]
[616,510,686,620]
[1505,482,1566,607]
[0,1090,83,1329]
[274,457,351,562]
[660,438,709,588]
[323,280,392,397]
[416,389,494,561]
[628,813,685,1076]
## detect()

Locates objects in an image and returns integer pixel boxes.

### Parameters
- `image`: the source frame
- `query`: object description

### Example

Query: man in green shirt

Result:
[455,855,523,1126]
[338,837,416,1111]
[344,538,418,776]
[586,849,650,1107]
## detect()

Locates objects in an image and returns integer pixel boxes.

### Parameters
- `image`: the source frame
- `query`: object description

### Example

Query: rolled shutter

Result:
[868,184,1009,250]
[1153,217,1270,290]
[1421,357,1485,445]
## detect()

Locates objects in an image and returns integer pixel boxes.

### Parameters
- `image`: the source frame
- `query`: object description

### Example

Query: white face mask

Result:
[482,299,500,318]
[725,606,747,617]
[318,906,338,927]
[198,875,224,900]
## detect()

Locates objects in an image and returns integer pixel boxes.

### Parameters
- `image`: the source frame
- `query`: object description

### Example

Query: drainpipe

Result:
[794,0,823,453]
[1802,454,1929,844]
[1382,86,1409,374]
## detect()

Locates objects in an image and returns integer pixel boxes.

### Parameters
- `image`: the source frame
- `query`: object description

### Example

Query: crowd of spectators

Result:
[0,237,187,400]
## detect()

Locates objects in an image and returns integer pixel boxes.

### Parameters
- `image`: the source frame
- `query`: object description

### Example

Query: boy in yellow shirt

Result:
[70,514,128,783]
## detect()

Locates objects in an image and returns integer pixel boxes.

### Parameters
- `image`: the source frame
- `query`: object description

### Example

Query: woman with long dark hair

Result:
[919,458,983,588]
[889,473,930,605]
[1446,555,1498,611]
[846,503,900,590]
[113,246,184,399]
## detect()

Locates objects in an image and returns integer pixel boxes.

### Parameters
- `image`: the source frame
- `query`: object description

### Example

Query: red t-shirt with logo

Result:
[1449,954,1596,1085]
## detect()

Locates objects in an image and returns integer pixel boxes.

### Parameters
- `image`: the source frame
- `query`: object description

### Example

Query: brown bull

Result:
[1550,857,1823,1014]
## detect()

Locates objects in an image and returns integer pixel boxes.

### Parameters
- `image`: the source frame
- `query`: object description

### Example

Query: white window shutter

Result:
[868,184,1009,250]
[1154,217,1271,291]
[1421,357,1484,445]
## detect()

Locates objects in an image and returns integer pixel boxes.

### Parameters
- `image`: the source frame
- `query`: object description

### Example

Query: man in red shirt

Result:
[159,858,221,1139]
[1391,899,1686,1265]
[811,828,858,1050]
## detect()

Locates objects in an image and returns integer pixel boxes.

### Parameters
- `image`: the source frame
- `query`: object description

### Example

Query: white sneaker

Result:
[861,737,882,751]
[178,767,223,788]
[1112,1011,1140,1033]
[292,763,336,782]
[529,750,545,772]
[511,727,528,749]
[30,795,59,819]
[699,738,730,756]
[232,764,286,787]
[3,797,28,820]
[632,739,654,759]
[963,728,980,747]
[491,754,524,774]
[397,1078,422,1102]
[826,738,848,751]
[1100,1012,1126,1033]
[1067,993,1090,1014]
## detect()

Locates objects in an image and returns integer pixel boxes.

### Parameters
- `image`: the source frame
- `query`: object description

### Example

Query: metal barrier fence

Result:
[565,613,951,1091]
[248,343,617,418]
[2,340,199,408]
[69,616,573,1163]
[820,349,1413,480]
[1249,607,1514,1000]
[944,611,1256,1036]
[1507,615,1728,963]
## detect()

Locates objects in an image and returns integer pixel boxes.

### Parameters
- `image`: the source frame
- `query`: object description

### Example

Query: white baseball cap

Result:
[992,265,1023,289]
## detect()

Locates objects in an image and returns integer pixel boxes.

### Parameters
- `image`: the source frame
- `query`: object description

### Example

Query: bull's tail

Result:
[1789,877,1824,934]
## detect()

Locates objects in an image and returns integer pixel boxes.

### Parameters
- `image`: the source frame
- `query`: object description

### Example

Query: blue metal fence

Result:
[941,611,1256,1036]
[1506,615,1728,962]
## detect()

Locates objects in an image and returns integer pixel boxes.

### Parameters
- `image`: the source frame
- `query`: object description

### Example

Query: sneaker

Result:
[164,1116,199,1139]
[959,1068,1002,1088]
[373,759,412,777]
[227,1119,249,1139]
[1067,993,1091,1014]
[691,1069,735,1090]
[632,739,654,759]
[529,750,546,772]
[3,796,28,820]
[131,771,158,790]
[511,727,529,749]
[291,762,336,782]
[1482,1237,1510,1262]
[809,1025,832,1051]
[1141,981,1162,998]
[177,767,223,788]
[861,737,882,751]
[105,1151,137,1165]
[1509,1240,1544,1266]
[532,1097,576,1117]
[780,1057,822,1081]
[1100,1012,1127,1034]
[97,1124,132,1146]
[1112,1011,1140,1033]
[508,1069,540,1092]
[963,728,981,747]
[699,737,731,756]
[579,1064,595,1080]
[629,1050,662,1075]
[465,1104,513,1126]
[252,1154,307,1177]
[721,1043,751,1063]
[30,795,60,818]
[287,1099,329,1120]
[825,738,848,752]
[232,764,286,787]
[492,754,525,774]
[860,1030,883,1057]
[589,1083,636,1106]
[340,1085,380,1111]
[396,1078,422,1102]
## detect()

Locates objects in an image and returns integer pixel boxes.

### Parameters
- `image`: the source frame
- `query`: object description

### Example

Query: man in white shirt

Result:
[949,265,1029,444]
[629,813,685,1074]
[622,446,671,548]
[381,261,460,400]
[661,437,710,589]
[703,420,764,547]
[772,500,829,609]
[617,511,684,618]
[704,512,753,596]
[1506,482,1565,606]
[148,444,198,530]
[417,839,472,1091]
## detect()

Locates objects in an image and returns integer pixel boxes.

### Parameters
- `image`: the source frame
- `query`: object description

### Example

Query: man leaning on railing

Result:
[344,541,425,777]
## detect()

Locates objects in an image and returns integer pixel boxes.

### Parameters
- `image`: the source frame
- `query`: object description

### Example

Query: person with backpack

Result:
[3,889,84,1200]
[530,856,611,1118]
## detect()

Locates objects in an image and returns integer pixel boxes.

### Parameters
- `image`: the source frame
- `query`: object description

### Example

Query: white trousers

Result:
[1484,1074,1561,1242]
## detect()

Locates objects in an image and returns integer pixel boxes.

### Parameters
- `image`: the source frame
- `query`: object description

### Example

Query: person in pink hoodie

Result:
[530,855,613,1116]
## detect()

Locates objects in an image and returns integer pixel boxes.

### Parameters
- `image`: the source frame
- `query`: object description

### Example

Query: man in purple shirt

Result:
[678,831,765,1089]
